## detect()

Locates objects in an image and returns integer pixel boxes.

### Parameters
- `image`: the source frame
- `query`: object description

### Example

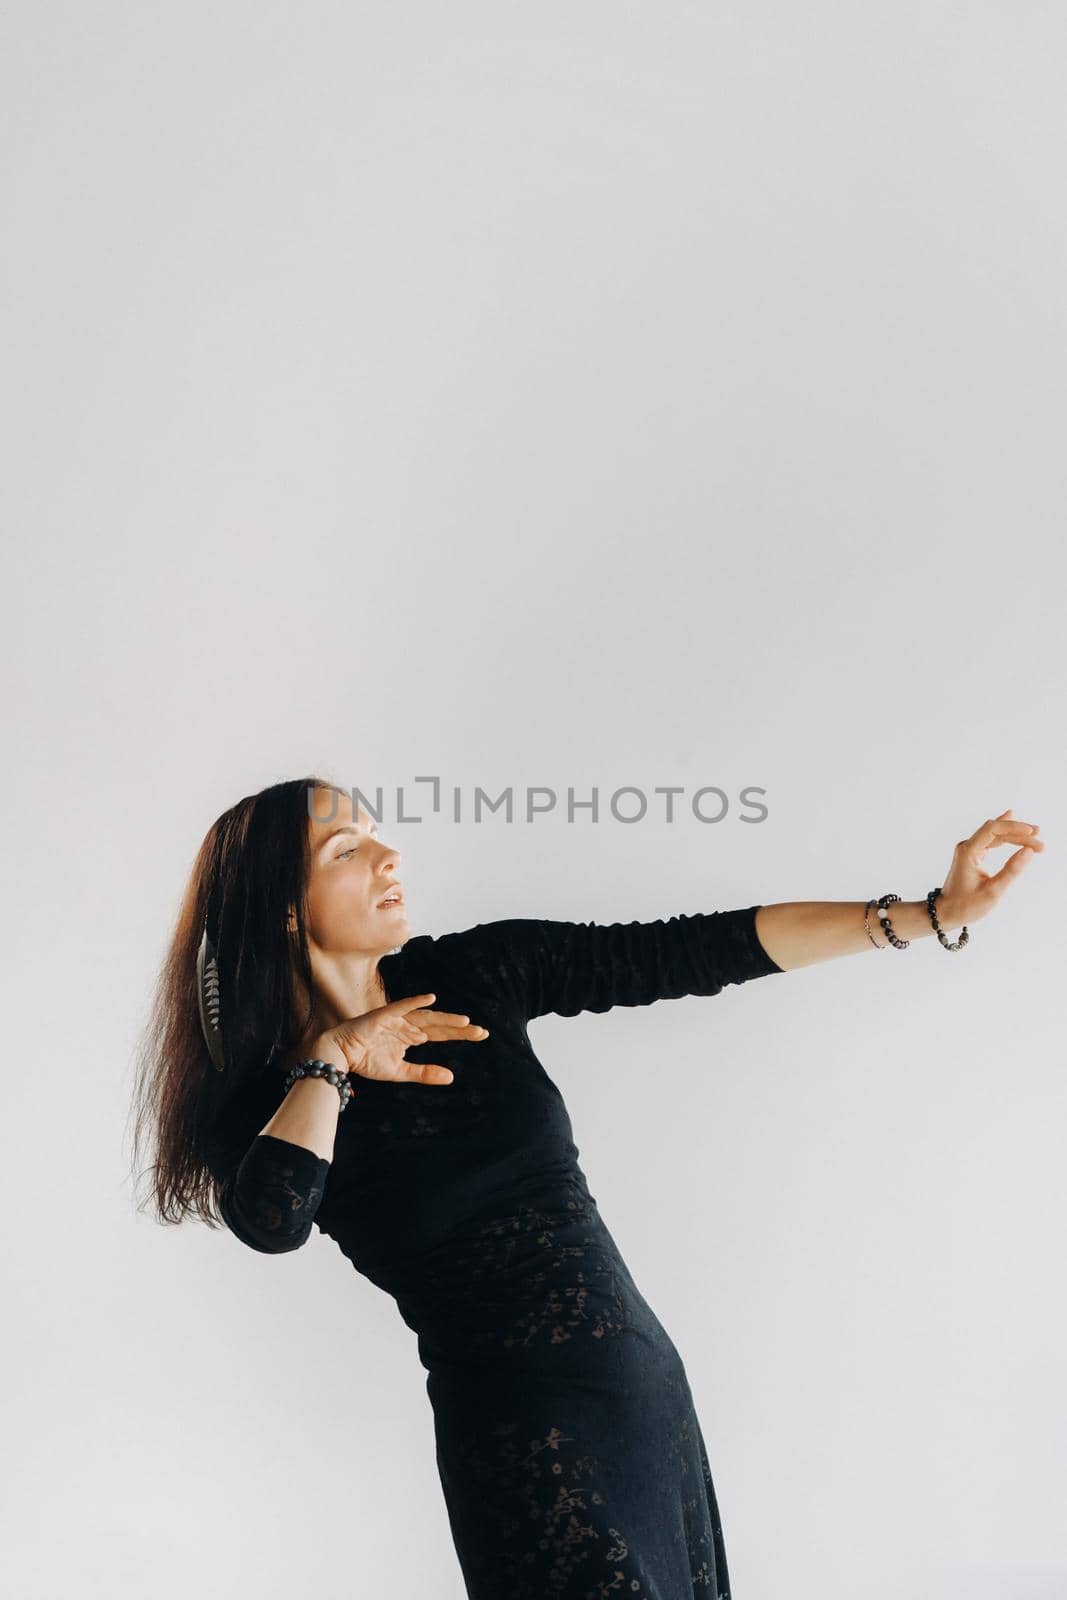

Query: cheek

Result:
[316,868,375,924]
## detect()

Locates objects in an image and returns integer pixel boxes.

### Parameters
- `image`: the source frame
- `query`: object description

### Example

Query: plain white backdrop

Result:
[3,3,1064,1596]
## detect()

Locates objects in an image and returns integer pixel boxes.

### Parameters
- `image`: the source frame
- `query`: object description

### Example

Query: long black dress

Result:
[218,907,785,1599]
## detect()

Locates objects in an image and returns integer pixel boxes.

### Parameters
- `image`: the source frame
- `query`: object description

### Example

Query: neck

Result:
[283,951,389,1064]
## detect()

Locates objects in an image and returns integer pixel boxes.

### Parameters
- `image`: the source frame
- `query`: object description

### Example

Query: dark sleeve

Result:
[467,904,785,1022]
[218,1134,331,1254]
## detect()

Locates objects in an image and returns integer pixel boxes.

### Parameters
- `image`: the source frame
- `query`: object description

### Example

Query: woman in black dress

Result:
[130,777,1042,1599]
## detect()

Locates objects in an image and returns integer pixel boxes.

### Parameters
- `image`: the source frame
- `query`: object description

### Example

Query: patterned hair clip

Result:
[196,922,226,1072]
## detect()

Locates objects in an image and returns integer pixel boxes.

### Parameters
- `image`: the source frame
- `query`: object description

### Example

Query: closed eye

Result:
[337,830,379,860]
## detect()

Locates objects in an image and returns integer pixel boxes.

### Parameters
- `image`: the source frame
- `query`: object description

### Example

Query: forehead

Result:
[307,787,377,836]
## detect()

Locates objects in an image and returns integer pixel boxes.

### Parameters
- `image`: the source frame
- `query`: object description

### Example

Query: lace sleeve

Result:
[459,905,784,1023]
[218,1134,331,1254]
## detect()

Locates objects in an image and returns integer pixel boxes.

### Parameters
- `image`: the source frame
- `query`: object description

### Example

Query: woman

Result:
[130,777,1043,1599]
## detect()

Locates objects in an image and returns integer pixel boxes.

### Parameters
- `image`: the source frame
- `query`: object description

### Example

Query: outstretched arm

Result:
[755,810,1044,972]
[457,904,784,1023]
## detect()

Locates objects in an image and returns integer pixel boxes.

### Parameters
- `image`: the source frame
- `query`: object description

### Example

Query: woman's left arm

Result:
[754,808,1045,973]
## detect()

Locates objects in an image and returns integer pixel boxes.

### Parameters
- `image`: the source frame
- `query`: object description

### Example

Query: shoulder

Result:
[397,918,548,970]
[383,920,546,1015]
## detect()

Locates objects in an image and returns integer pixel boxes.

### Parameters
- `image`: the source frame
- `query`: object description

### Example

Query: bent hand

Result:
[313,993,489,1086]
[939,809,1045,928]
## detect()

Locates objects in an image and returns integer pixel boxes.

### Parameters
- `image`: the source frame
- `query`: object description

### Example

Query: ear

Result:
[286,905,299,935]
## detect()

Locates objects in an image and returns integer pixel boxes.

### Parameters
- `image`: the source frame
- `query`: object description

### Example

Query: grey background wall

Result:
[3,4,1064,1596]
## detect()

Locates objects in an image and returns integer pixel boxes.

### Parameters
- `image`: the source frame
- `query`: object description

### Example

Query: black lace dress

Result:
[218,908,785,1599]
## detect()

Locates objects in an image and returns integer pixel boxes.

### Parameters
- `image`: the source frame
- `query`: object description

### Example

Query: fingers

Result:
[408,1008,490,1040]
[413,1009,480,1024]
[390,993,438,1012]
[404,1062,456,1086]
[993,844,1036,883]
[390,994,490,1030]
[961,817,1044,856]
[424,1021,491,1040]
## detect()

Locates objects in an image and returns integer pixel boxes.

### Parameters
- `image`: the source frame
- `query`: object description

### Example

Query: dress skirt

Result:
[397,1185,732,1600]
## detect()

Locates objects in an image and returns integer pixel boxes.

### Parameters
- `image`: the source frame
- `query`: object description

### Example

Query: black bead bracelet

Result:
[282,1058,355,1111]
[926,886,970,952]
[875,892,909,950]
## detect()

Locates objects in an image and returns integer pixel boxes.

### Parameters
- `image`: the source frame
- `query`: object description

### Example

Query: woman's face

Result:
[296,787,409,956]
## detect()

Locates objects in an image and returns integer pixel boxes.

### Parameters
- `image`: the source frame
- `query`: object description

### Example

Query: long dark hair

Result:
[127,774,340,1228]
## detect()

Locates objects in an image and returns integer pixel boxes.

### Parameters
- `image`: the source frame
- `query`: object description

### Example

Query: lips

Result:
[376,889,404,909]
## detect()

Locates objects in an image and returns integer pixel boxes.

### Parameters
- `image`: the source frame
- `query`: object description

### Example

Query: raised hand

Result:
[313,993,488,1086]
[939,808,1045,928]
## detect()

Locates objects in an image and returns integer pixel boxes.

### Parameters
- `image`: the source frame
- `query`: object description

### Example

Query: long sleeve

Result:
[466,904,785,1023]
[218,1133,331,1254]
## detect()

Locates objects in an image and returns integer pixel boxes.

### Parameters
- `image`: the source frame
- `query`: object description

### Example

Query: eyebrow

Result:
[317,820,379,854]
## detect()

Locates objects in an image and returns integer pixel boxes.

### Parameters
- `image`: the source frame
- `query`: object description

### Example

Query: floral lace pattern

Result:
[218,1134,329,1254]
[413,1198,734,1597]
[432,1399,731,1600]
[405,1193,629,1368]
[441,1418,656,1598]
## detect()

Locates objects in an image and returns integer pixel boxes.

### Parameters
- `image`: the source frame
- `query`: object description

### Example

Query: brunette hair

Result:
[127,774,341,1227]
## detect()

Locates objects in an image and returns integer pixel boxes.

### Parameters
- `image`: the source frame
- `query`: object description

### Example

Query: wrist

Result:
[287,1070,349,1105]
[930,891,966,932]
[284,1058,357,1115]
[309,1035,351,1076]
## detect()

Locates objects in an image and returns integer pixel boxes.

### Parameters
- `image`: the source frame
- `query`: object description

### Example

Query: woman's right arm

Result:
[219,997,488,1253]
[220,1065,346,1255]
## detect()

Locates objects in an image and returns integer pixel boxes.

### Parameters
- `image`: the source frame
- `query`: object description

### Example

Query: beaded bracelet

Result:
[282,1058,355,1112]
[875,892,909,950]
[864,890,972,954]
[926,886,970,952]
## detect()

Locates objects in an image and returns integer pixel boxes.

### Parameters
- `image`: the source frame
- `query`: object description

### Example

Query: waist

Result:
[395,1191,630,1372]
[321,1150,597,1269]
